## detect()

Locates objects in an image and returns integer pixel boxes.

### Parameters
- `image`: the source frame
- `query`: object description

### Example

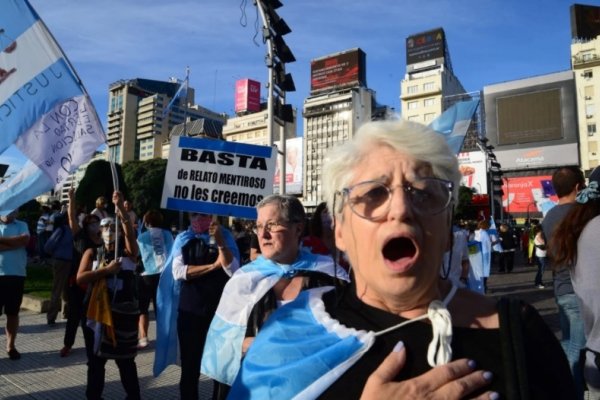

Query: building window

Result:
[588,123,597,136]
[423,82,434,91]
[583,70,593,79]
[585,85,594,100]
[407,115,420,122]
[582,51,594,61]
[424,113,436,122]
[407,101,418,110]
[586,104,595,118]
[424,98,435,107]
[406,85,418,94]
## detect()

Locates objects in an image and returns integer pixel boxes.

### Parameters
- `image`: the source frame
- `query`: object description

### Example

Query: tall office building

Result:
[302,49,374,210]
[400,28,466,124]
[106,78,225,163]
[570,3,600,173]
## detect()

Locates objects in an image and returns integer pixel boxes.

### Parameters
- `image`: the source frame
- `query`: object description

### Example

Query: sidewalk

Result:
[0,312,213,399]
[0,258,558,399]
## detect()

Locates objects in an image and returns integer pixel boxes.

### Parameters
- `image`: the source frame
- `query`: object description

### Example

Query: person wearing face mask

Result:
[153,212,240,400]
[77,191,140,400]
[135,210,174,349]
[58,188,103,358]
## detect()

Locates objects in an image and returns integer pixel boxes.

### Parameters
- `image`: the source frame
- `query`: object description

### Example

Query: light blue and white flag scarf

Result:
[152,226,239,377]
[229,285,457,400]
[201,249,350,385]
[467,240,485,294]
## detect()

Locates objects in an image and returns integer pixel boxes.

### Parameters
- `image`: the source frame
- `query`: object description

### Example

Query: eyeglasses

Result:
[341,177,454,220]
[255,221,289,234]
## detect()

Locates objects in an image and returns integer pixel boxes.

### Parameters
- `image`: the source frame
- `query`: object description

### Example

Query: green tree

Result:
[121,158,177,228]
[455,185,477,221]
[76,160,127,215]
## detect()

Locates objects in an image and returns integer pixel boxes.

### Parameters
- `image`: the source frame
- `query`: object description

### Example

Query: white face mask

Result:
[102,229,115,245]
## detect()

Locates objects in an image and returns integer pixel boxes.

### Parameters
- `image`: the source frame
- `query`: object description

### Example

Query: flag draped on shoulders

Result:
[228,286,374,400]
[467,240,485,294]
[0,0,105,214]
[201,250,349,385]
[153,227,240,377]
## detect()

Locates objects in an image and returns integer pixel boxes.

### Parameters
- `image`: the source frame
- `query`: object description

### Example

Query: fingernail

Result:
[483,371,493,381]
[489,392,500,400]
[393,341,404,352]
[467,359,476,369]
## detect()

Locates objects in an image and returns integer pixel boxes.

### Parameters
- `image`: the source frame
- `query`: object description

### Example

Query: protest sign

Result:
[161,136,276,219]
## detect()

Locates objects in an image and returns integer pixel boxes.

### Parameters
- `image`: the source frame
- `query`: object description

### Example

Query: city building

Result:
[302,48,375,210]
[483,70,579,220]
[400,28,467,124]
[106,78,225,164]
[570,3,600,174]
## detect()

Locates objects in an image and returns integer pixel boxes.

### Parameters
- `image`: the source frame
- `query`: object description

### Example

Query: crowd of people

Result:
[0,119,598,399]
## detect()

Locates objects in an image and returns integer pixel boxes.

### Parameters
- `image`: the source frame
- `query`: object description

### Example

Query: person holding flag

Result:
[77,191,140,400]
[0,0,106,216]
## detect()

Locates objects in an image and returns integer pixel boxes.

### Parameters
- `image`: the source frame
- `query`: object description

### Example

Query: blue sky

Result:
[0,0,584,176]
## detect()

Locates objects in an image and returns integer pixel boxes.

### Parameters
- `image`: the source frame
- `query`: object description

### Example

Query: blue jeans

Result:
[556,293,586,399]
[534,256,546,285]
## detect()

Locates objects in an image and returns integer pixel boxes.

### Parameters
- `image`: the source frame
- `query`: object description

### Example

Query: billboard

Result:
[502,175,558,215]
[406,28,446,66]
[496,89,563,145]
[483,71,578,168]
[457,151,487,193]
[234,79,261,113]
[571,4,600,40]
[273,137,303,195]
[495,143,579,170]
[310,48,366,95]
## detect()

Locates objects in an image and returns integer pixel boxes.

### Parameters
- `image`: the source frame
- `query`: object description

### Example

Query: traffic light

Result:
[258,0,295,124]
[490,163,504,197]
[274,97,294,123]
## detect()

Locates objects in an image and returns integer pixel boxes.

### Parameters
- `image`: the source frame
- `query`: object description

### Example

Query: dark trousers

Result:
[82,319,140,400]
[63,282,85,348]
[177,310,213,400]
[499,251,515,272]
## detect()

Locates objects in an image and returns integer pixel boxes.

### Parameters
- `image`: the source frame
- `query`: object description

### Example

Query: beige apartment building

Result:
[106,78,225,164]
[572,36,600,172]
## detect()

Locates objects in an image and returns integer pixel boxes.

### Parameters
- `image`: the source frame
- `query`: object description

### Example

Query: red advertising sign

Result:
[234,79,261,113]
[502,175,557,215]
[310,48,366,94]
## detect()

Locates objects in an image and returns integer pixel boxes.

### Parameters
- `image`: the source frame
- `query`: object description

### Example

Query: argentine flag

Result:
[429,99,479,155]
[0,0,105,214]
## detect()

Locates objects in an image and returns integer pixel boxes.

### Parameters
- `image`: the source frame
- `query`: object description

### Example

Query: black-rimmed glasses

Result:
[341,177,453,220]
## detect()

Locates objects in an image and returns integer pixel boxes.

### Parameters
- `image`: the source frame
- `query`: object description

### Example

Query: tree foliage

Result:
[455,185,477,221]
[75,160,127,215]
[121,158,178,228]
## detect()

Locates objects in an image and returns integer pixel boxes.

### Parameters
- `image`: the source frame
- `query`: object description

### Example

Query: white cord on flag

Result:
[374,284,457,367]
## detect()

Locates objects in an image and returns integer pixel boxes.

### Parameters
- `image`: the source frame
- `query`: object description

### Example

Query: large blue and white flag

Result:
[201,250,349,385]
[162,74,188,118]
[0,0,106,214]
[488,217,503,252]
[429,99,479,155]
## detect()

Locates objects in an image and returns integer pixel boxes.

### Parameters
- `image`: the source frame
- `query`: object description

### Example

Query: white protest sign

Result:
[161,136,276,219]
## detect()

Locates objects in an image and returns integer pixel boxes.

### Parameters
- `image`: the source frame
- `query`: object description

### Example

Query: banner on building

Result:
[457,152,487,193]
[502,175,557,215]
[161,136,276,219]
[273,137,303,195]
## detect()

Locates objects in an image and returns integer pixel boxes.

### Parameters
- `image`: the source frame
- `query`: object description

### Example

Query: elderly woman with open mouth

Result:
[227,119,574,400]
